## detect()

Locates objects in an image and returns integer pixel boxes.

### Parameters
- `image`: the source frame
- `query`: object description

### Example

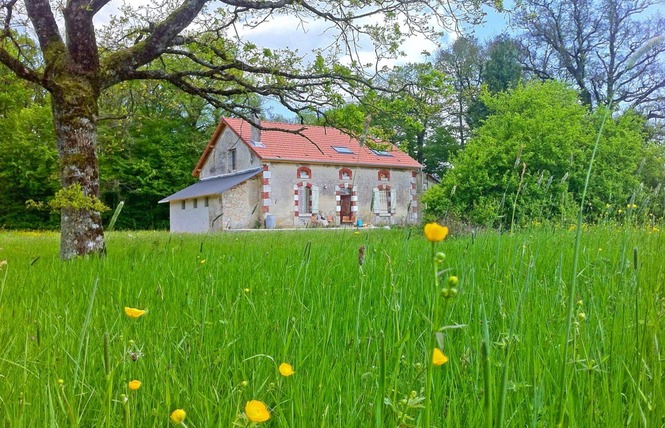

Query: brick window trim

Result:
[297,166,312,179]
[378,169,390,181]
[339,168,353,180]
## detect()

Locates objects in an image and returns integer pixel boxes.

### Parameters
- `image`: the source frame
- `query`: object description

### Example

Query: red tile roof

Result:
[194,117,422,176]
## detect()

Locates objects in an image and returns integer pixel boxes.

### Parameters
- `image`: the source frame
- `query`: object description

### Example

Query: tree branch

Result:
[0,46,43,85]
[24,0,64,56]
[100,0,212,87]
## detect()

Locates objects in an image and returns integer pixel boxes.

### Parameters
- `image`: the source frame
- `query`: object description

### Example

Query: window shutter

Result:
[311,186,319,213]
[390,188,397,213]
[373,189,380,213]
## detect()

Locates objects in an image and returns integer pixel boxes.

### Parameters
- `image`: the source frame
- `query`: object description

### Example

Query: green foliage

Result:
[0,65,60,229]
[481,35,522,93]
[0,65,215,230]
[97,81,215,230]
[28,184,110,212]
[424,80,665,227]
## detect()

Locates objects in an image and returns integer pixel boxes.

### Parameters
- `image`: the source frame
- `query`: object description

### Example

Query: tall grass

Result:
[0,227,663,426]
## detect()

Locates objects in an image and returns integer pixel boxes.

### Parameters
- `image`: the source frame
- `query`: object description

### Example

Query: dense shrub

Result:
[423,80,665,228]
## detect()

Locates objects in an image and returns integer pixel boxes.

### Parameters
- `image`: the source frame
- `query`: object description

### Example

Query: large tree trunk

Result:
[51,82,105,260]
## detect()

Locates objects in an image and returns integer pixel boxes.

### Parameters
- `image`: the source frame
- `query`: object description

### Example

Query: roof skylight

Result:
[370,149,392,157]
[332,146,354,154]
[250,140,265,148]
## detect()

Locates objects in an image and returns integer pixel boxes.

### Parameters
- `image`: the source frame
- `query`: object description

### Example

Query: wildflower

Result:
[424,223,448,243]
[432,348,449,366]
[244,288,250,293]
[170,409,186,424]
[447,276,459,287]
[0,260,7,269]
[354,231,360,235]
[240,380,249,388]
[124,307,146,318]
[279,363,295,377]
[577,312,587,321]
[618,209,623,214]
[245,400,271,423]
[199,259,206,264]
[128,380,141,390]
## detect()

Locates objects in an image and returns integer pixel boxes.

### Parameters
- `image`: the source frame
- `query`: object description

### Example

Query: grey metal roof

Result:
[159,167,262,203]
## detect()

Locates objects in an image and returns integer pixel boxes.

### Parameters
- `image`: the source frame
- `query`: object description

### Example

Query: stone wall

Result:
[214,177,261,229]
[264,162,418,228]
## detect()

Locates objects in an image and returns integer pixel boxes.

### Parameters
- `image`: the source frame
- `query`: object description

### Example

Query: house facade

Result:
[160,117,425,232]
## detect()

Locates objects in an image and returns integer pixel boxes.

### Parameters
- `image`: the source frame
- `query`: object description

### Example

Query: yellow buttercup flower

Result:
[124,307,146,318]
[170,409,186,424]
[245,400,270,423]
[424,223,448,243]
[432,348,449,366]
[279,362,295,377]
[128,380,141,390]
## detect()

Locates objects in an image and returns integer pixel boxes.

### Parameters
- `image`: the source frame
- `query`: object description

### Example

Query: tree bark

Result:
[51,80,105,260]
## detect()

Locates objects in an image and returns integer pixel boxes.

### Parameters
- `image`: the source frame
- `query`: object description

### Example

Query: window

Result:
[332,146,354,154]
[378,169,390,181]
[181,200,186,210]
[371,148,392,157]
[204,197,209,207]
[297,184,319,215]
[228,149,237,171]
[301,186,311,213]
[193,198,198,209]
[297,166,311,179]
[373,187,396,215]
[377,190,389,212]
[250,140,265,148]
[339,168,352,180]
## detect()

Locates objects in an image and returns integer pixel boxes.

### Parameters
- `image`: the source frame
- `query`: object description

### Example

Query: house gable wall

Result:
[200,128,260,178]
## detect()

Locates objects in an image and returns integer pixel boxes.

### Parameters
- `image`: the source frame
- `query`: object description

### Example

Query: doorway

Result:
[340,194,352,223]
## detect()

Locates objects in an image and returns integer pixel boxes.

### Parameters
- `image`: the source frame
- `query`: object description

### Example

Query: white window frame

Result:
[373,188,397,216]
[298,184,319,215]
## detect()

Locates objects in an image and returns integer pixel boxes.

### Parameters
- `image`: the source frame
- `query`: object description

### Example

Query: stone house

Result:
[159,117,424,232]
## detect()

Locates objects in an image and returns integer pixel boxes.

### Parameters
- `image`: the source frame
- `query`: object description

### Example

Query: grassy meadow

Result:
[0,226,663,427]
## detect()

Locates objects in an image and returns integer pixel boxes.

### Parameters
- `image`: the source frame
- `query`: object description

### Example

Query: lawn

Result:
[0,226,663,427]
